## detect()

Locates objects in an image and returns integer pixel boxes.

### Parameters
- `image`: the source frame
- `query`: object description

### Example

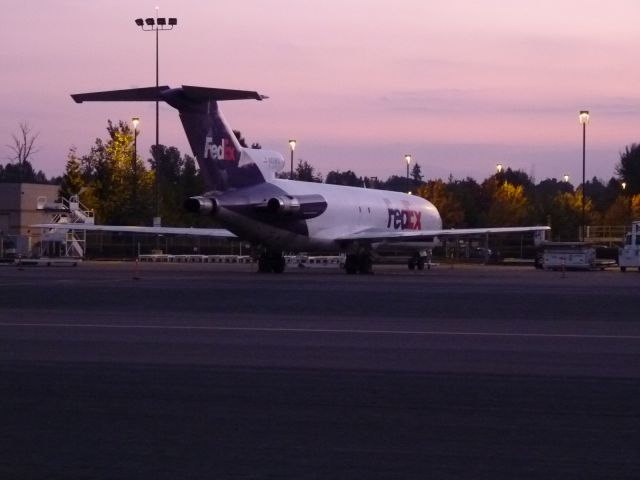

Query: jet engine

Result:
[267,196,300,214]
[184,196,218,215]
[264,194,327,219]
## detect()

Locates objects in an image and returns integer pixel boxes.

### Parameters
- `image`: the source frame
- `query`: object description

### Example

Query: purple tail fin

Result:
[72,85,268,191]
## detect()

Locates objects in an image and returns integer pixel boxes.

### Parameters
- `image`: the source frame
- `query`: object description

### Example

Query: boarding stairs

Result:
[37,195,94,258]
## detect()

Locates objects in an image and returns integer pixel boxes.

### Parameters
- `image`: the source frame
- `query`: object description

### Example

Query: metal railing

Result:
[583,225,628,242]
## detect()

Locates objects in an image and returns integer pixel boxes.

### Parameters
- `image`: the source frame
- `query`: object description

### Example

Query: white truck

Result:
[619,221,640,272]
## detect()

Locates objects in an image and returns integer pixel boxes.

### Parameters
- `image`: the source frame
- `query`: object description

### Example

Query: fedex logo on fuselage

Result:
[387,208,422,230]
[204,137,237,161]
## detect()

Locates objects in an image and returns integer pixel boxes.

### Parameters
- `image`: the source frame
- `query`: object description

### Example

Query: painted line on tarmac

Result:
[1,322,639,340]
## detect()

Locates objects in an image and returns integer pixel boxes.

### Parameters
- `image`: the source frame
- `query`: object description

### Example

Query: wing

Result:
[336,226,550,242]
[31,224,237,238]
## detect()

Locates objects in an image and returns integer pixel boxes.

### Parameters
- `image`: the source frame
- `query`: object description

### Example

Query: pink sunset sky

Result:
[2,0,640,184]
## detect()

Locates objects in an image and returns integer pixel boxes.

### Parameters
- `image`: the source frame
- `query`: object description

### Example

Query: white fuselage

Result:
[277,178,440,238]
[217,177,442,253]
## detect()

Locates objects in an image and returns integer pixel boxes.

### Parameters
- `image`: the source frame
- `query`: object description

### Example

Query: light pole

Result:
[563,174,570,183]
[622,181,631,222]
[579,110,589,240]
[289,139,296,179]
[132,117,140,205]
[132,117,140,162]
[405,154,412,193]
[135,11,177,226]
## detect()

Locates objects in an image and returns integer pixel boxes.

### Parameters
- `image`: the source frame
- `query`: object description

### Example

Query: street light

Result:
[405,154,412,194]
[289,139,296,179]
[563,174,570,183]
[496,163,504,184]
[132,117,140,163]
[579,110,590,240]
[135,9,177,226]
[622,181,631,222]
[132,117,140,204]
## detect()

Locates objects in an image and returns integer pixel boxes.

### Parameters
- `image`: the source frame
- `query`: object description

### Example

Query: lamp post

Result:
[496,163,503,174]
[132,117,140,161]
[135,11,177,226]
[289,139,296,179]
[563,174,570,183]
[132,117,139,205]
[622,181,631,222]
[405,154,412,194]
[579,110,590,240]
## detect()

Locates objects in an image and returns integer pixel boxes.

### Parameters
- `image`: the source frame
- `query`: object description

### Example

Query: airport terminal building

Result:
[0,182,59,257]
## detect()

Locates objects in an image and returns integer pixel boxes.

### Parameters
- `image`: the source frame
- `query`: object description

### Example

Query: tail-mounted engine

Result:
[185,193,327,220]
[265,194,327,219]
[184,196,219,215]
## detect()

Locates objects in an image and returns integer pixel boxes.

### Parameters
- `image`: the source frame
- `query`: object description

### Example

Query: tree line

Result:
[4,121,640,240]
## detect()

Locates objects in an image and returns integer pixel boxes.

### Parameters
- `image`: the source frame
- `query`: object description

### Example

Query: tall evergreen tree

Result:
[616,143,640,195]
[410,162,424,184]
[294,159,323,183]
[59,147,84,199]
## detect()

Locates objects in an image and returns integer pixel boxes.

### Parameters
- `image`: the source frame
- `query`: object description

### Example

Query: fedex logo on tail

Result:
[204,137,237,161]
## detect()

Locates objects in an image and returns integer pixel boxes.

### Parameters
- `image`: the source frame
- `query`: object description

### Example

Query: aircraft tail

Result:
[72,85,268,191]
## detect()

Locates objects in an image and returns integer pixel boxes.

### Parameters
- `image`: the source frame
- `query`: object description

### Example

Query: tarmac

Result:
[1,261,639,479]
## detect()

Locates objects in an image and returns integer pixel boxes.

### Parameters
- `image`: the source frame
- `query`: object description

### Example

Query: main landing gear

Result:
[258,250,286,273]
[407,252,430,271]
[344,252,373,275]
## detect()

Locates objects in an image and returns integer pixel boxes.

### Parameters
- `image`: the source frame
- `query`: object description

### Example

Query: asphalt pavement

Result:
[1,262,639,479]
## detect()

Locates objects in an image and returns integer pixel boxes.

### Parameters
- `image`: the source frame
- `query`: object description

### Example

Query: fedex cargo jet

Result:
[66,85,549,274]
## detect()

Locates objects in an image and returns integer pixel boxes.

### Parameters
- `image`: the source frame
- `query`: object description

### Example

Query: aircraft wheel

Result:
[272,255,286,274]
[344,254,358,274]
[258,256,272,273]
[357,254,373,274]
[259,251,286,273]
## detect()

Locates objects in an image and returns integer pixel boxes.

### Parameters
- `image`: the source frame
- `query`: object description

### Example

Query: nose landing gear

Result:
[408,251,431,271]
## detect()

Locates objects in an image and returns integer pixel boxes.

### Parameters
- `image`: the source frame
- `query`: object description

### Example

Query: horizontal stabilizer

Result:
[181,86,267,101]
[71,85,266,104]
[71,86,170,103]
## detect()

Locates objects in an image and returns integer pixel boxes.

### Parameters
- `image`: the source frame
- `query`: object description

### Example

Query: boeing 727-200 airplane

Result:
[41,85,549,274]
